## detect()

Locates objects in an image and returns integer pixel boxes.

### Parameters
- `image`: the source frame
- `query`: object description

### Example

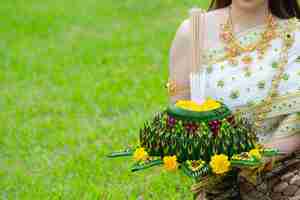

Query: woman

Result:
[167,0,300,199]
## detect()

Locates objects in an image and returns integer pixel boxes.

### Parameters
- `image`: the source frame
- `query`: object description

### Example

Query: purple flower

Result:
[209,120,221,136]
[185,122,199,134]
[167,116,176,127]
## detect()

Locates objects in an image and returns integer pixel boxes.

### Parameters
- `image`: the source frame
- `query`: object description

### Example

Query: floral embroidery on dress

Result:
[257,81,266,90]
[271,61,279,69]
[207,65,213,73]
[282,73,290,81]
[217,80,225,88]
[230,90,240,99]
[244,69,252,77]
[246,100,255,107]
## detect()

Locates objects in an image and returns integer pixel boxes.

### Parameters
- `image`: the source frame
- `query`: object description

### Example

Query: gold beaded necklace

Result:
[220,5,278,66]
[233,18,297,132]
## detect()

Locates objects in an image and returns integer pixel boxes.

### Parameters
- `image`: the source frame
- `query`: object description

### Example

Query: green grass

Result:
[0,0,210,199]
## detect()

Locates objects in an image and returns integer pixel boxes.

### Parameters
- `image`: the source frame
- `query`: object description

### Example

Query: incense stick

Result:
[189,8,206,104]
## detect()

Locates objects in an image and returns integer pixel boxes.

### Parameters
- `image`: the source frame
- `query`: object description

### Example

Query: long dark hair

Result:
[209,0,300,19]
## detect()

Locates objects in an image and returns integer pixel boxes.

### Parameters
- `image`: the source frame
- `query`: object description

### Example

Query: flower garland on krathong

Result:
[108,99,281,189]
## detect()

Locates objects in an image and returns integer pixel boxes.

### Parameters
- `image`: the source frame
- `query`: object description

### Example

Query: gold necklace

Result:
[253,19,296,130]
[220,6,278,66]
[233,18,297,132]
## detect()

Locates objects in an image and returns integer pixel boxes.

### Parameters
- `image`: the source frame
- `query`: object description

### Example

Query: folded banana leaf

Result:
[230,153,262,167]
[261,148,281,157]
[131,159,163,172]
[107,148,134,158]
[230,159,262,167]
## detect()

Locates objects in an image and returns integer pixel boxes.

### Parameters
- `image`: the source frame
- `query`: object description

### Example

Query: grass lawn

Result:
[0,0,210,199]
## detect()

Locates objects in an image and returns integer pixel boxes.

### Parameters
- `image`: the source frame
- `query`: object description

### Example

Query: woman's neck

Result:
[230,1,269,33]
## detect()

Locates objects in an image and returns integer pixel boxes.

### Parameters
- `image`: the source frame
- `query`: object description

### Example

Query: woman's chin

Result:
[235,0,266,11]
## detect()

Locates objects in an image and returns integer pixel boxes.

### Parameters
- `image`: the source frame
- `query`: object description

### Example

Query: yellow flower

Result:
[249,149,262,160]
[209,154,231,174]
[163,155,178,171]
[133,148,149,161]
[175,99,221,112]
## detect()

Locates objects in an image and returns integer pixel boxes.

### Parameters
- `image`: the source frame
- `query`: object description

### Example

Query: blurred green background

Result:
[0,0,210,199]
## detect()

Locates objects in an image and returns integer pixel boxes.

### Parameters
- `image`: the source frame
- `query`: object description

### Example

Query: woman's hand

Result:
[263,133,300,159]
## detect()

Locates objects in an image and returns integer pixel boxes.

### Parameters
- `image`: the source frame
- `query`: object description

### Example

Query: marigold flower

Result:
[210,154,231,174]
[249,149,262,160]
[133,147,149,161]
[163,155,178,171]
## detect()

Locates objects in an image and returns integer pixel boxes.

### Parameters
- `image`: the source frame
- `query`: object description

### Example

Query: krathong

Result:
[108,99,280,186]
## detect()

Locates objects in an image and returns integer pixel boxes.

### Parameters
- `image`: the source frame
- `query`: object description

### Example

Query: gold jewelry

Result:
[166,79,189,97]
[252,19,296,130]
[227,18,298,132]
[219,6,278,63]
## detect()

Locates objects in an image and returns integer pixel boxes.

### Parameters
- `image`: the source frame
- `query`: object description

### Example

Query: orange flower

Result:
[133,148,149,161]
[210,154,231,174]
[163,156,178,171]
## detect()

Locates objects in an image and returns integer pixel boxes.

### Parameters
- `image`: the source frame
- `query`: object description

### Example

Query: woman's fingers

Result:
[263,134,300,155]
